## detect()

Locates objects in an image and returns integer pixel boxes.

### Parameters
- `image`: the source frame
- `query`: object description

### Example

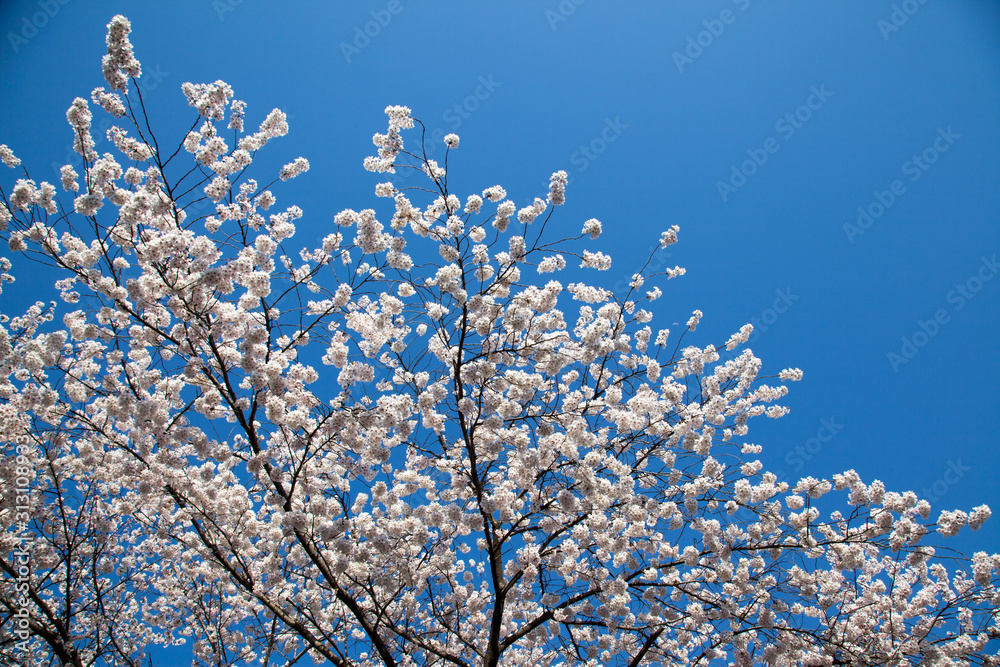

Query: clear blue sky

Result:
[2,0,999,662]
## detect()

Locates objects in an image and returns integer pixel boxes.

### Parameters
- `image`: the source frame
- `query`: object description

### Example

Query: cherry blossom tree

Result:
[1,15,998,667]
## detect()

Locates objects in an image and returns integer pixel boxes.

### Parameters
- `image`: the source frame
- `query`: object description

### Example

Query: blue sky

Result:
[2,0,999,661]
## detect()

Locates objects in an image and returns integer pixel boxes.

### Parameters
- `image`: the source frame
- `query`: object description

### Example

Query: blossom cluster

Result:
[102,14,141,92]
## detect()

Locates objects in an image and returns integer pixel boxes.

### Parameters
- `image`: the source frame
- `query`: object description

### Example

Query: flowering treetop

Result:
[0,14,997,667]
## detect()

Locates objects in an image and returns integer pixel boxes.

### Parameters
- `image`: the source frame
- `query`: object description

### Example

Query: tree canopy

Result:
[0,15,997,667]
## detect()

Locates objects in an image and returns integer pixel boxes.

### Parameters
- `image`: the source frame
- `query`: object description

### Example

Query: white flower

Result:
[971,551,994,585]
[10,179,38,211]
[537,255,566,274]
[427,303,448,319]
[937,509,968,537]
[66,98,97,160]
[660,225,680,247]
[493,200,516,232]
[335,209,358,227]
[517,198,546,224]
[423,159,445,181]
[364,156,394,173]
[204,175,230,202]
[686,309,703,331]
[102,15,141,92]
[8,232,26,252]
[385,105,414,130]
[107,126,154,161]
[969,505,991,531]
[443,133,459,148]
[181,80,234,121]
[580,250,611,270]
[228,99,246,131]
[482,186,506,202]
[123,167,143,185]
[279,157,309,181]
[0,144,20,168]
[257,191,275,209]
[74,193,104,216]
[91,87,126,117]
[725,324,753,350]
[183,131,202,153]
[582,218,602,239]
[548,170,567,206]
[508,236,526,260]
[465,195,483,214]
[260,108,289,137]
